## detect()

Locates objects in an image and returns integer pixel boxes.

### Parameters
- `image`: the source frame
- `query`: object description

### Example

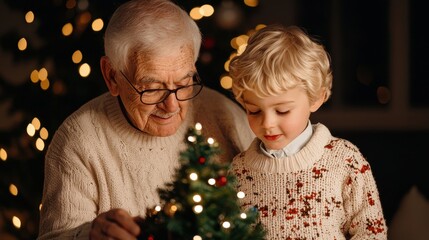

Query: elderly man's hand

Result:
[90,208,142,240]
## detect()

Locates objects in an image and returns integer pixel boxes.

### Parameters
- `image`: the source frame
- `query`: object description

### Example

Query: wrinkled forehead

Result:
[131,44,195,73]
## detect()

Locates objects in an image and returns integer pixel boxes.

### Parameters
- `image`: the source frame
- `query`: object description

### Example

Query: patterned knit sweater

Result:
[231,124,387,239]
[38,87,254,240]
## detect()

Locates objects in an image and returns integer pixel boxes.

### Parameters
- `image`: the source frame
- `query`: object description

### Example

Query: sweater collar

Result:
[244,123,332,173]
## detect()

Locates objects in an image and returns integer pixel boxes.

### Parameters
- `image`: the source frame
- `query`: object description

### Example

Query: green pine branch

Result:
[138,125,265,240]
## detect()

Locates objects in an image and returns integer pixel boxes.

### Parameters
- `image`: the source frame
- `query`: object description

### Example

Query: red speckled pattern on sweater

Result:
[232,124,387,240]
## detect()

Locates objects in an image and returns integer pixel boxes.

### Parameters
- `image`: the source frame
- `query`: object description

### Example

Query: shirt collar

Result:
[260,121,313,158]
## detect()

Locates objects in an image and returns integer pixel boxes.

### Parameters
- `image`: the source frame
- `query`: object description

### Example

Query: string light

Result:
[193,205,203,214]
[192,194,202,203]
[222,221,231,229]
[189,172,198,181]
[188,135,196,142]
[208,178,216,185]
[237,191,245,199]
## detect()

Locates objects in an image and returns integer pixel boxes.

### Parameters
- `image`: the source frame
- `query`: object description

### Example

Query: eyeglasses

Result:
[119,71,203,105]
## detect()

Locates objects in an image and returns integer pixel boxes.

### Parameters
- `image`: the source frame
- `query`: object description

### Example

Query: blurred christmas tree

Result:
[0,0,257,239]
[138,123,265,240]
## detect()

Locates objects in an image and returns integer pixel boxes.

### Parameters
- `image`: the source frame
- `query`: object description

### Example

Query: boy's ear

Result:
[100,56,119,96]
[310,90,326,112]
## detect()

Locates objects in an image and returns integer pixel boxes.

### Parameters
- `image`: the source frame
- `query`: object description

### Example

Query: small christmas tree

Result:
[138,123,265,240]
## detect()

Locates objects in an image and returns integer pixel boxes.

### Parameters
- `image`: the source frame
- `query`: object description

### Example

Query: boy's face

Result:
[242,88,321,150]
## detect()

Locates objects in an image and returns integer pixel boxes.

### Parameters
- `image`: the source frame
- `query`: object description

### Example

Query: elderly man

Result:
[37,0,253,239]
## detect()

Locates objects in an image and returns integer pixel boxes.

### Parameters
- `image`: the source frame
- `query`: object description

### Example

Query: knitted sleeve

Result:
[38,114,98,240]
[341,143,387,239]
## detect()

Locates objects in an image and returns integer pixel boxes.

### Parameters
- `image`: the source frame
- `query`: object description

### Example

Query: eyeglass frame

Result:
[119,70,203,105]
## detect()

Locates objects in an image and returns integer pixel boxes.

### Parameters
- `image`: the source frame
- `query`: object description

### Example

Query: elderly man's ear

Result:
[100,56,119,96]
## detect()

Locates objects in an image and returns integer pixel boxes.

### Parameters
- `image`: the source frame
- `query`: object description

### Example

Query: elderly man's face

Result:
[118,45,195,137]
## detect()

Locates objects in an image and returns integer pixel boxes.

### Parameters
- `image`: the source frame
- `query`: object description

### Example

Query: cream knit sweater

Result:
[232,124,387,239]
[38,87,254,240]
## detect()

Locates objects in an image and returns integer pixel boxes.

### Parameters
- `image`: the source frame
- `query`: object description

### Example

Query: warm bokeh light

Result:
[40,127,49,140]
[78,11,91,26]
[237,191,245,199]
[27,123,36,137]
[240,213,247,219]
[193,194,202,203]
[40,78,50,90]
[72,50,83,63]
[187,136,196,142]
[237,43,247,55]
[0,148,7,161]
[224,59,231,72]
[17,38,27,51]
[25,11,35,23]
[235,35,249,48]
[199,4,214,17]
[30,69,39,83]
[244,0,259,7]
[62,23,73,36]
[38,68,48,81]
[189,172,198,181]
[220,75,233,90]
[193,205,203,214]
[66,0,77,9]
[92,18,104,31]
[207,137,215,145]
[190,7,203,20]
[36,138,45,151]
[208,178,216,185]
[255,24,266,30]
[9,184,18,196]
[12,216,21,229]
[193,236,202,240]
[79,63,91,77]
[32,117,41,130]
[222,221,231,229]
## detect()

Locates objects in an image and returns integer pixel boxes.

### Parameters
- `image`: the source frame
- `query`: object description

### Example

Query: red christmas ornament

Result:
[216,176,227,187]
[148,235,154,240]
[198,156,206,164]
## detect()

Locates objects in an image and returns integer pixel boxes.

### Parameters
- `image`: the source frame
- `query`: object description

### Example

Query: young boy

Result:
[229,24,387,239]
